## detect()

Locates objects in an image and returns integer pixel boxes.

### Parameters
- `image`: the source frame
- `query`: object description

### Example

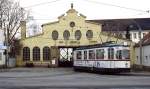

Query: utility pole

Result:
[138,26,142,66]
[129,20,142,67]
[133,20,142,66]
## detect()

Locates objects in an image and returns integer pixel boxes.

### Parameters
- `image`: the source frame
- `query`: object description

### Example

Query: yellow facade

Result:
[16,5,135,67]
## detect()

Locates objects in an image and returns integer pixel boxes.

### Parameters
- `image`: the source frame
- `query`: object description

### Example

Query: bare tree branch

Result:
[0,0,26,44]
[0,0,26,57]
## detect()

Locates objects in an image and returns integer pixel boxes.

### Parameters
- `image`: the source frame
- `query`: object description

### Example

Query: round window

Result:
[70,21,75,27]
[86,30,93,39]
[63,30,70,40]
[75,30,81,40]
[52,30,58,40]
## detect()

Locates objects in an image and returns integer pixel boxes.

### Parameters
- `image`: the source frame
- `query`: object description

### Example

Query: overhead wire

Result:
[82,0,148,13]
[21,0,150,21]
[22,0,149,13]
[24,0,62,8]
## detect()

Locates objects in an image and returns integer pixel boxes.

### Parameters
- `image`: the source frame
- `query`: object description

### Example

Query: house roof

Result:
[135,32,150,47]
[88,18,150,32]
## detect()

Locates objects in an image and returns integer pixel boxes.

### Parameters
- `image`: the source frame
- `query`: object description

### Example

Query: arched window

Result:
[63,30,70,40]
[23,47,30,61]
[75,30,81,40]
[52,30,58,40]
[43,46,51,61]
[86,30,93,39]
[33,47,40,61]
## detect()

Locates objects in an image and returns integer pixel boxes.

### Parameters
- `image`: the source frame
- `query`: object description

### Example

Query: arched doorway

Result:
[58,47,73,67]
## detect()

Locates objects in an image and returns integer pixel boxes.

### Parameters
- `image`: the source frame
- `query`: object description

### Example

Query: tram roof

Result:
[75,42,128,50]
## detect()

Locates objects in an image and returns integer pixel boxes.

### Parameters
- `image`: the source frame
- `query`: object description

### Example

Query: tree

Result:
[0,0,26,45]
[0,0,26,59]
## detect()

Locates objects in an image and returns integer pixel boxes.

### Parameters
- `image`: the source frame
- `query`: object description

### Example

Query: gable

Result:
[41,7,102,41]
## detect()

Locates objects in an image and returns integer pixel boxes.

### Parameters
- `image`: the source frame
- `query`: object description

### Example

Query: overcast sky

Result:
[16,0,150,25]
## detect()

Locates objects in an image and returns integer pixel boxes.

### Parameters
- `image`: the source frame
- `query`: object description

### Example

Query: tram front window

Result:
[122,50,130,60]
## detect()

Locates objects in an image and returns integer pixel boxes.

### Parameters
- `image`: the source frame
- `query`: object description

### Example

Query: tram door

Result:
[59,48,73,67]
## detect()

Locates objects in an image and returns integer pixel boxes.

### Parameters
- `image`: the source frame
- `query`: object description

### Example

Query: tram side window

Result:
[96,49,104,59]
[116,50,130,60]
[84,51,87,60]
[89,50,95,60]
[116,50,122,59]
[76,51,82,60]
[108,48,114,59]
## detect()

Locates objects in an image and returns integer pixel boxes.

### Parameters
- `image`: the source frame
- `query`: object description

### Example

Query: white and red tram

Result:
[73,42,130,73]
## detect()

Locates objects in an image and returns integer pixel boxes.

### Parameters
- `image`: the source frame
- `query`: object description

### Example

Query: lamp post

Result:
[136,22,142,66]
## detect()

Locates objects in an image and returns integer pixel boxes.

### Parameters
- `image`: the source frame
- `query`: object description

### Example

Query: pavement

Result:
[0,67,150,89]
[119,71,150,76]
[6,67,150,77]
[0,67,75,78]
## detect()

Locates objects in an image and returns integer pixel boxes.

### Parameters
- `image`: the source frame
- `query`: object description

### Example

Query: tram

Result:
[73,42,130,73]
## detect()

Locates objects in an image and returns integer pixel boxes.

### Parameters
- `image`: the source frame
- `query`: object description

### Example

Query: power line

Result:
[25,17,58,21]
[83,0,148,13]
[24,0,62,8]
[15,0,150,14]
[21,0,150,22]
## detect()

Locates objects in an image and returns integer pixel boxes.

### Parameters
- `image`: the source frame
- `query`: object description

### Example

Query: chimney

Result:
[20,21,26,39]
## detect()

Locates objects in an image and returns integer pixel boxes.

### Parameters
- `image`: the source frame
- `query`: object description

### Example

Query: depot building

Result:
[16,4,134,67]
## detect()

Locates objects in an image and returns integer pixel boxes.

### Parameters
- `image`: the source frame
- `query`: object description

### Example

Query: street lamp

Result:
[136,22,143,66]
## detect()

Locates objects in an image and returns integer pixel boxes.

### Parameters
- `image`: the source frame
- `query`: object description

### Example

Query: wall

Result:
[130,30,149,43]
[135,45,150,66]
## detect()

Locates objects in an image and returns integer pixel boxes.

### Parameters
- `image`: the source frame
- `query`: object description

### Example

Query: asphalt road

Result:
[0,68,150,89]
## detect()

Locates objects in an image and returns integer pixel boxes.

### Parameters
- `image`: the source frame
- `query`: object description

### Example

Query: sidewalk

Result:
[0,67,75,78]
[128,71,150,76]
[0,68,10,72]
[1,67,150,76]
[0,67,73,72]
